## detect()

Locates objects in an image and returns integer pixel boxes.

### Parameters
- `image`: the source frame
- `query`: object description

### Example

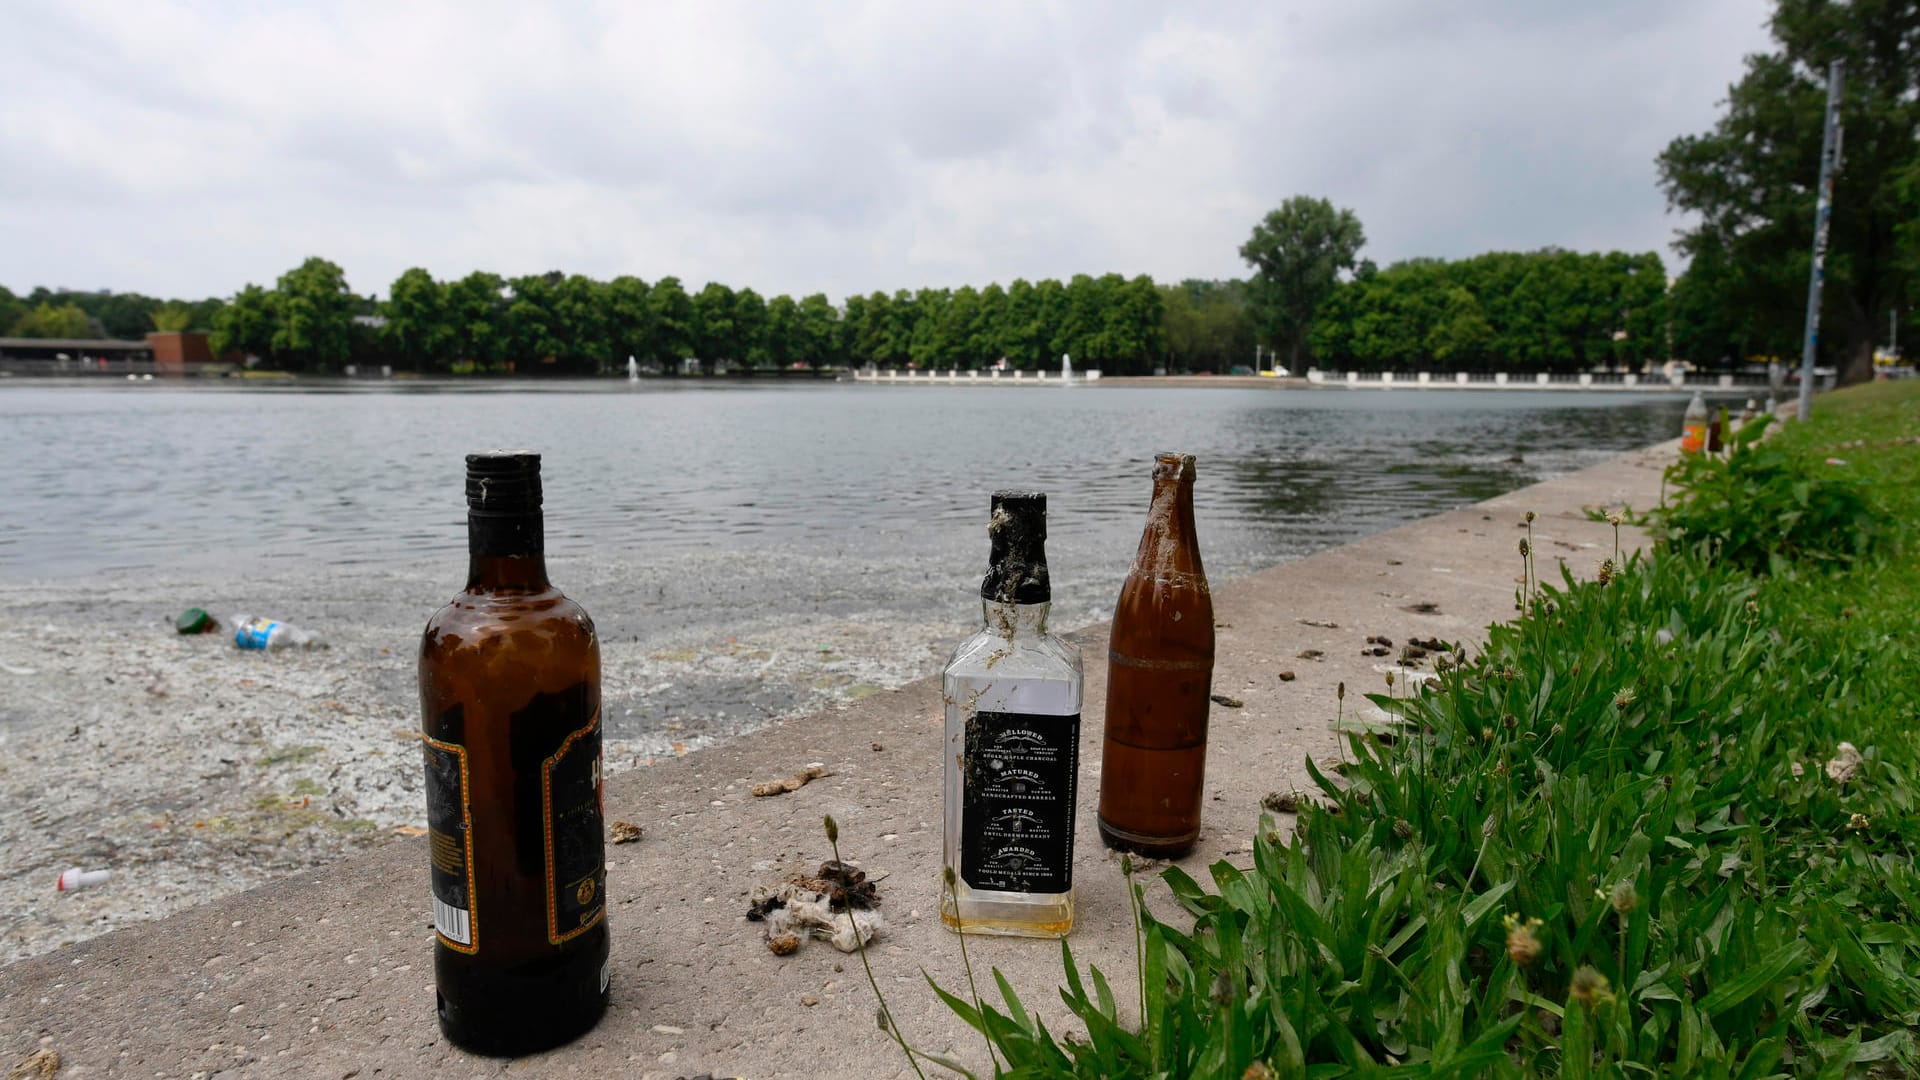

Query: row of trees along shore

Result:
[4,248,1679,377]
[4,0,1911,383]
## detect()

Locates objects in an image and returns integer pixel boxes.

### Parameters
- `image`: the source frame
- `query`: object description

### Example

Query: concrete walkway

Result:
[0,442,1675,1079]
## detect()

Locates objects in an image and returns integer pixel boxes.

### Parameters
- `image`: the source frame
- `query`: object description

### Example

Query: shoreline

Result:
[1,438,1676,1077]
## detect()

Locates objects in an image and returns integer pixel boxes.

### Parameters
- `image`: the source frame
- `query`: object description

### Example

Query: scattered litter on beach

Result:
[54,868,109,893]
[747,860,883,954]
[1296,649,1323,661]
[610,820,644,844]
[752,763,829,797]
[6,1047,59,1080]
[1210,694,1244,709]
[1826,742,1864,784]
[390,825,427,838]
[1299,618,1340,629]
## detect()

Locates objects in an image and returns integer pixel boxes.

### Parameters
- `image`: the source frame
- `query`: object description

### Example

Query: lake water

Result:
[0,380,1683,584]
[0,380,1688,742]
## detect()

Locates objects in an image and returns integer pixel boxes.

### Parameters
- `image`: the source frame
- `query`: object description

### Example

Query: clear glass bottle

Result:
[941,492,1084,938]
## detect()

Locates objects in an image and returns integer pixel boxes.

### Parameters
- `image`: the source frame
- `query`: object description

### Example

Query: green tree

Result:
[884,289,919,367]
[1032,278,1068,370]
[797,293,841,368]
[1240,196,1367,371]
[271,257,355,370]
[383,268,451,371]
[842,293,876,365]
[648,276,695,369]
[691,282,737,372]
[504,273,564,370]
[211,284,277,361]
[446,271,507,370]
[909,287,950,368]
[998,279,1043,368]
[605,275,653,368]
[734,287,769,367]
[1657,0,1918,383]
[149,303,194,333]
[0,286,22,333]
[552,273,608,373]
[9,301,92,338]
[765,294,799,367]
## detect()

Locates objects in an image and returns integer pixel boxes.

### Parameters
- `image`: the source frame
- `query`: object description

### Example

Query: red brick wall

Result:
[146,332,215,370]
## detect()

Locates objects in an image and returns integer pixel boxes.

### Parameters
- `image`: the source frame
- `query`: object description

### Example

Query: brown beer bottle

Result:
[419,452,609,1055]
[1097,452,1215,857]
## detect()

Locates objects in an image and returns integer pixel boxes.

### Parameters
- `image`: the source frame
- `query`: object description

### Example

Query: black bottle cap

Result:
[981,491,1050,605]
[466,451,542,517]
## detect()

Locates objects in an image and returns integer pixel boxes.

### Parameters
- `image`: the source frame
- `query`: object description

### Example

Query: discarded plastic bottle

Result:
[941,492,1083,939]
[226,615,324,650]
[419,451,609,1055]
[1098,452,1215,858]
[1707,404,1726,455]
[1680,391,1708,454]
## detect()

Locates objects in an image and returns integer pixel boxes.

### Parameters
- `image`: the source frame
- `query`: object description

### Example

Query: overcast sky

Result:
[1,1,1776,302]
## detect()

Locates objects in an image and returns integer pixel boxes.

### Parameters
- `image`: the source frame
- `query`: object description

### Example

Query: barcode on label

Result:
[433,896,471,946]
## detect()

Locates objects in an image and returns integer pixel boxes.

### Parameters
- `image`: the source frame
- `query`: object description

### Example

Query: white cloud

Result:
[0,0,1773,300]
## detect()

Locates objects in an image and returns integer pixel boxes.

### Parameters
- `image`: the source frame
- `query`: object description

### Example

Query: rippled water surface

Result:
[0,380,1685,585]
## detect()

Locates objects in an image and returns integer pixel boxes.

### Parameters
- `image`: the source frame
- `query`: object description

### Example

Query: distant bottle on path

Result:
[1098,452,1215,858]
[1680,391,1708,455]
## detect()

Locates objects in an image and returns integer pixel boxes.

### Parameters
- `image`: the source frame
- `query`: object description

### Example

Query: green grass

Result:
[914,380,1920,1078]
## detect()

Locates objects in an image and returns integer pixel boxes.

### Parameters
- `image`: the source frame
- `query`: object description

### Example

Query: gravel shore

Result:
[0,549,1043,965]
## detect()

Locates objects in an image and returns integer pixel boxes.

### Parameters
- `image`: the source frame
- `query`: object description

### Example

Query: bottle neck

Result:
[982,599,1050,637]
[466,512,549,590]
[1134,476,1203,577]
[467,552,551,591]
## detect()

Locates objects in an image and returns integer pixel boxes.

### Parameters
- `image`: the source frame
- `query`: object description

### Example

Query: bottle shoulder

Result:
[422,587,597,656]
[944,625,1083,682]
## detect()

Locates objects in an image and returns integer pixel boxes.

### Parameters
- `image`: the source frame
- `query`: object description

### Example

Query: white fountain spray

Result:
[1061,352,1073,386]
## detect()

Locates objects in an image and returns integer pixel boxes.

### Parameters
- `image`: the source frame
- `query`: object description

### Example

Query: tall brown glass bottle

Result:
[1097,452,1215,857]
[419,452,609,1056]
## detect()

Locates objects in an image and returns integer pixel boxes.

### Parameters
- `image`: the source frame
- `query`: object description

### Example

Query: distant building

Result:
[145,331,215,372]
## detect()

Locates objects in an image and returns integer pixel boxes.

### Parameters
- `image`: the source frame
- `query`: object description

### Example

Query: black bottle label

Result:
[961,710,1079,895]
[423,736,477,952]
[543,709,606,944]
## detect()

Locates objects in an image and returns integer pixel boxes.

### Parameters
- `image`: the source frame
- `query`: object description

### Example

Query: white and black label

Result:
[423,735,476,950]
[960,710,1078,895]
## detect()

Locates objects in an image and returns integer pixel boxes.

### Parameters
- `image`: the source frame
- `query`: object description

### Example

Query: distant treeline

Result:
[7,246,1733,375]
[0,287,224,341]
[1309,250,1671,372]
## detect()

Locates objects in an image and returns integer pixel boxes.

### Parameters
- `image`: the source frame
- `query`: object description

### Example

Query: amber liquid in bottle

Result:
[419,452,609,1056]
[1097,452,1215,858]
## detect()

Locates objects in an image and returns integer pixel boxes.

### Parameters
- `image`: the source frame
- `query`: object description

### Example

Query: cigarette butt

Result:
[56,868,110,892]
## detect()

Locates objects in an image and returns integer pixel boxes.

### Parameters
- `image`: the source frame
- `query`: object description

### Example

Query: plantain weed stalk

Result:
[824,815,928,1080]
